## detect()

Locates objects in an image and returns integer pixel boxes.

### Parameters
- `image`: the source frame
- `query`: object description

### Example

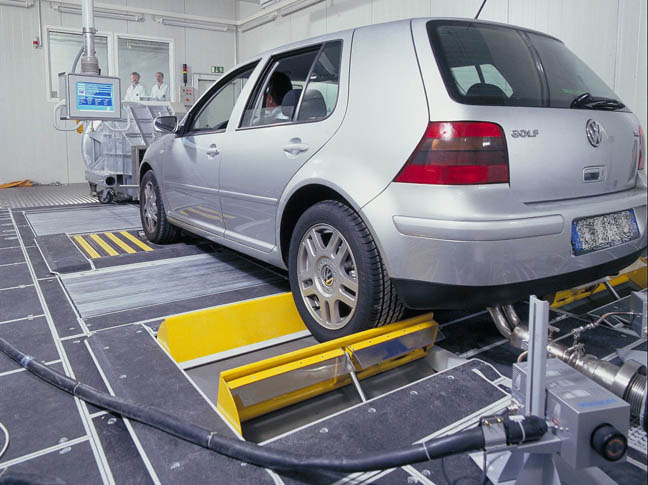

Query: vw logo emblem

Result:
[586,119,603,147]
[321,265,335,287]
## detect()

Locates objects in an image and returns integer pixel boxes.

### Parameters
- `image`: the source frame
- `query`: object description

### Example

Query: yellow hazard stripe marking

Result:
[119,231,154,252]
[89,234,119,257]
[187,207,222,221]
[73,235,101,259]
[104,232,137,254]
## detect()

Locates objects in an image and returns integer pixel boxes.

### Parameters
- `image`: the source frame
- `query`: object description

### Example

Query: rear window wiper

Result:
[570,92,625,110]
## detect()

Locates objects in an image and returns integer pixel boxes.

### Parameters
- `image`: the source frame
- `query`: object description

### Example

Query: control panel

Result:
[180,86,195,107]
[58,73,122,120]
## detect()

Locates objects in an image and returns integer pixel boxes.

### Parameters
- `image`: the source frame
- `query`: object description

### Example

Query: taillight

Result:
[394,121,509,185]
[638,125,645,171]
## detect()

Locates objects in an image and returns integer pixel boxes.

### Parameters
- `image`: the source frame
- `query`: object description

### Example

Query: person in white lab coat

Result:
[150,72,169,101]
[125,72,146,101]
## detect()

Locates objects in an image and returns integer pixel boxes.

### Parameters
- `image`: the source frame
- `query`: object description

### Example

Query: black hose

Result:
[0,470,65,485]
[0,337,546,472]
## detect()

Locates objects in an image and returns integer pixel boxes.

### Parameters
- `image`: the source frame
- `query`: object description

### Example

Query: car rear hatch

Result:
[412,19,642,203]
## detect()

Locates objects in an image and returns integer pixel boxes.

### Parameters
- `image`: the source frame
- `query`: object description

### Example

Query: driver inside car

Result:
[259,71,293,124]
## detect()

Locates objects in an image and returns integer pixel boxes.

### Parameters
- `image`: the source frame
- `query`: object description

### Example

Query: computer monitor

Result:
[59,73,122,120]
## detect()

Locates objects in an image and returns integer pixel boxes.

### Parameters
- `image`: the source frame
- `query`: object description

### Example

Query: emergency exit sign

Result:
[211,66,224,74]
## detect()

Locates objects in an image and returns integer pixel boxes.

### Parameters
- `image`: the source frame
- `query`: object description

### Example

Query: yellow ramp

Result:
[157,292,307,367]
[217,314,438,434]
[552,256,647,308]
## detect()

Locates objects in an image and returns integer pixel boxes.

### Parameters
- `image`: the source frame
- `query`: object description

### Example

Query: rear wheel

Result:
[139,171,180,244]
[288,200,404,341]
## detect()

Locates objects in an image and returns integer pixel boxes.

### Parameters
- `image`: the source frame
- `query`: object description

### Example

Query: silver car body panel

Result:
[142,18,647,304]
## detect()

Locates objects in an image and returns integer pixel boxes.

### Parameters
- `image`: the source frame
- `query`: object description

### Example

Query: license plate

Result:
[571,210,640,255]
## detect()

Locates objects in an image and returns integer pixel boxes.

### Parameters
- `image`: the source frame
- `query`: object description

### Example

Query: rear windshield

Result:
[427,20,621,109]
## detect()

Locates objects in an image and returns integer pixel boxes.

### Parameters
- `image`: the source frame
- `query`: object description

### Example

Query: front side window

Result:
[241,48,320,128]
[240,40,342,128]
[428,20,619,109]
[189,65,256,133]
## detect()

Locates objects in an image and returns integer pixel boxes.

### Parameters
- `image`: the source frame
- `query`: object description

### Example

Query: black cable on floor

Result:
[0,337,547,473]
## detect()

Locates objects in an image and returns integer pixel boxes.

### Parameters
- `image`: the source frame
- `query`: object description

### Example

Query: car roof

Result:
[235,17,561,69]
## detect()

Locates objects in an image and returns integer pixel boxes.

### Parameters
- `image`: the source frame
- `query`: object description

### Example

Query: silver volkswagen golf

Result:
[141,18,647,341]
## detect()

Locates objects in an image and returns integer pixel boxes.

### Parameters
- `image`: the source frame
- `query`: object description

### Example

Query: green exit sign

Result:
[211,66,224,74]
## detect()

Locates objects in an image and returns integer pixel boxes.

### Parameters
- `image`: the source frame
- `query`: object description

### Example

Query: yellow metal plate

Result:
[157,292,307,365]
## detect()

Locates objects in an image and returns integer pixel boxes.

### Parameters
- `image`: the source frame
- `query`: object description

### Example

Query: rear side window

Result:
[297,41,342,121]
[240,40,342,128]
[428,20,619,109]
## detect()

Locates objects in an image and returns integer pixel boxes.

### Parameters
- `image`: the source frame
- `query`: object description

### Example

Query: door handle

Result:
[283,138,309,157]
[206,144,220,157]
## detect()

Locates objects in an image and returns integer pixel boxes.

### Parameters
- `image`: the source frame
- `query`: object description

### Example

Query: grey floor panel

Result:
[0,441,103,484]
[0,316,59,373]
[267,360,507,485]
[0,261,32,289]
[0,285,43,322]
[26,246,53,279]
[40,278,84,337]
[62,253,285,318]
[0,363,86,464]
[37,233,92,274]
[93,413,154,485]
[62,337,110,415]
[17,224,35,246]
[87,325,276,484]
[0,234,20,249]
[0,247,24,265]
[26,204,141,236]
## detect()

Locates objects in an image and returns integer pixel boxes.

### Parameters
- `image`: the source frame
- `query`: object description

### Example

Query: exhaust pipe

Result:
[488,304,647,430]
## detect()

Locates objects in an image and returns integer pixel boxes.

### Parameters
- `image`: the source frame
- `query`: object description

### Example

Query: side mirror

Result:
[154,115,178,133]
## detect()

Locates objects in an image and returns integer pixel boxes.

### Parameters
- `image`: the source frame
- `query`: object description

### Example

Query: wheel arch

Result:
[139,161,153,180]
[279,184,358,266]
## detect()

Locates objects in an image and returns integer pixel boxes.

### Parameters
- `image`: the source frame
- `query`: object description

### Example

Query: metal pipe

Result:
[80,0,99,74]
[487,306,512,339]
[491,304,647,427]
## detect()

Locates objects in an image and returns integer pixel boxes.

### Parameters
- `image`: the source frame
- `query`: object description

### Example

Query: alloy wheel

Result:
[297,223,358,330]
[143,181,158,233]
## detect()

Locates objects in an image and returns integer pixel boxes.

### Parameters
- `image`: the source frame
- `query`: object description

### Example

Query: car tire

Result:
[288,200,404,341]
[139,171,180,244]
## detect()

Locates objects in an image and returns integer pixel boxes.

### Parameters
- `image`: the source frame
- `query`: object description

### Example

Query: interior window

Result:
[190,65,256,133]
[450,64,513,97]
[117,37,172,101]
[450,66,480,95]
[480,64,514,97]
[241,48,320,128]
[297,41,342,121]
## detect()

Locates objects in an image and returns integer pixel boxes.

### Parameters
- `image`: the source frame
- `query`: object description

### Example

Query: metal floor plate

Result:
[0,183,97,209]
[26,204,141,236]
[60,253,285,318]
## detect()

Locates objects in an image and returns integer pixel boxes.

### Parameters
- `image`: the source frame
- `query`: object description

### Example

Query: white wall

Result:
[0,0,237,185]
[0,0,646,184]
[236,0,647,136]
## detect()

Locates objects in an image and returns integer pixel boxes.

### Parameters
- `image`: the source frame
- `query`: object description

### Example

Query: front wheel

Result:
[139,171,180,244]
[288,200,404,341]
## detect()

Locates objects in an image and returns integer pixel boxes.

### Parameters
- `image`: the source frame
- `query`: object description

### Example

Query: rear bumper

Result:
[393,247,645,309]
[361,182,647,289]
